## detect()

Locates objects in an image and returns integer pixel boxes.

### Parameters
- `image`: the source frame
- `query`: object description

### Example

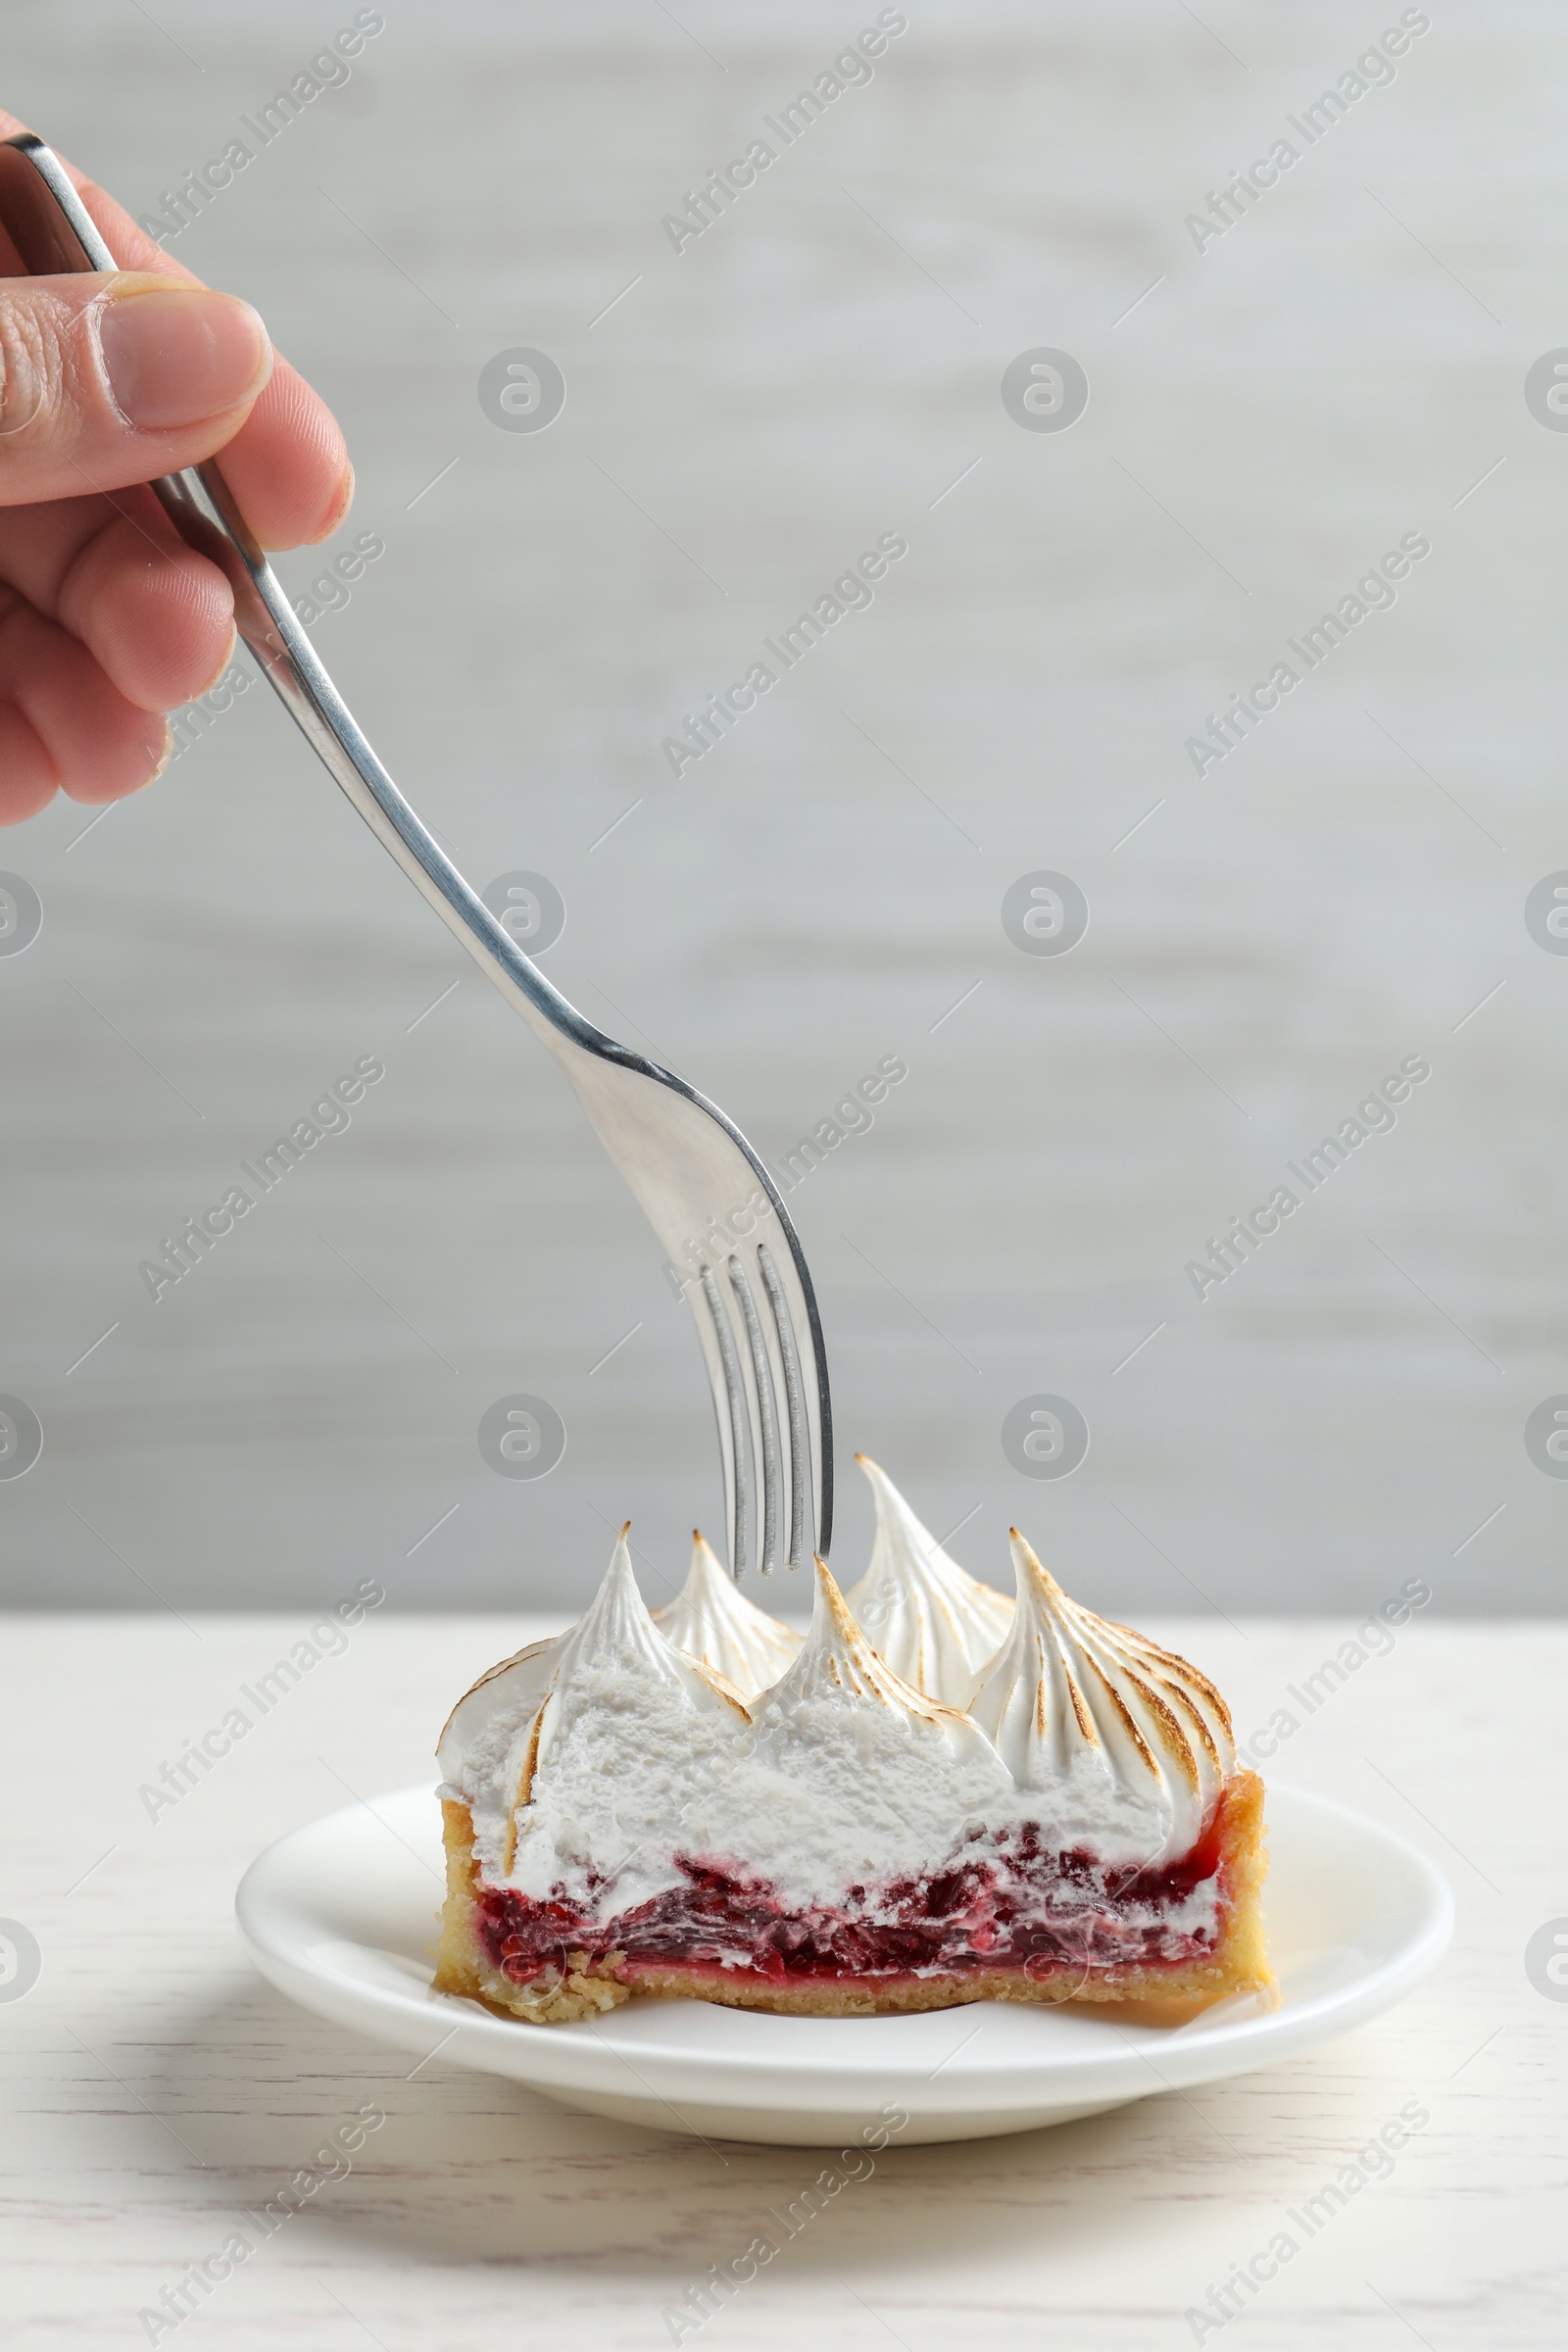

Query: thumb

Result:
[0,271,272,506]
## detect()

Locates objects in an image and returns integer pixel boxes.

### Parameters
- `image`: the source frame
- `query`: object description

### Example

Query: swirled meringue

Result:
[435,1631,567,1835]
[741,1558,1014,1891]
[653,1530,802,1697]
[703,1551,1008,1901]
[845,1454,1013,1703]
[967,1528,1236,1863]
[436,1526,748,1892]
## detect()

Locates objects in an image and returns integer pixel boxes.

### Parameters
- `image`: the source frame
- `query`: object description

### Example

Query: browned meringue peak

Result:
[843,1454,1014,1705]
[966,1531,1236,1855]
[753,1556,1009,1784]
[651,1529,803,1698]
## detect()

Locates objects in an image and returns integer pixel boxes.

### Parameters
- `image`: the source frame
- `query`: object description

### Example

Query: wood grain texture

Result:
[2,1613,1562,2348]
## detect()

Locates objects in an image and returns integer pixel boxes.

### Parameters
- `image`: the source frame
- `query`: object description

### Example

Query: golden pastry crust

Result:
[434,1801,631,2021]
[432,1774,1272,2025]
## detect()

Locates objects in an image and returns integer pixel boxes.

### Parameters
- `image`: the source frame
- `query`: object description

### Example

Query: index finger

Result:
[0,110,352,550]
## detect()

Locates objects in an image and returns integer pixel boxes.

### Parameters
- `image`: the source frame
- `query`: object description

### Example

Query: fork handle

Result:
[0,132,611,1073]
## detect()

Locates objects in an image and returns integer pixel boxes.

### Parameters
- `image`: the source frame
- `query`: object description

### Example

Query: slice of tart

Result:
[434,1526,751,2023]
[433,1473,1270,2023]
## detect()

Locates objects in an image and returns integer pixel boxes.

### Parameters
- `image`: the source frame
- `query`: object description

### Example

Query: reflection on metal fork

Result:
[693,1238,815,1575]
[0,131,833,1575]
[726,1252,782,1575]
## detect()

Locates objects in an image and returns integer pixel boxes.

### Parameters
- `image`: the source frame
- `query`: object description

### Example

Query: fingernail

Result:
[309,460,356,545]
[147,719,175,784]
[97,284,272,431]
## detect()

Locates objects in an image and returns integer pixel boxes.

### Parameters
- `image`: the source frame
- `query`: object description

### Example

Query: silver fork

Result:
[0,132,831,1577]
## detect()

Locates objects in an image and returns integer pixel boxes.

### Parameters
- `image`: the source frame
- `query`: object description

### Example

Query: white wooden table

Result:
[3,1614,1562,2349]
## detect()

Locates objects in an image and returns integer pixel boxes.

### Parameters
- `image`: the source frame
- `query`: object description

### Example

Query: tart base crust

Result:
[433,1773,1272,2025]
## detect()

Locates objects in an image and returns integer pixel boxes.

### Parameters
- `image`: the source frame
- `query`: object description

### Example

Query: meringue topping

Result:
[436,1630,569,1847]
[729,1558,1013,1897]
[652,1530,802,1698]
[437,1527,749,1891]
[446,1547,1010,1915]
[439,1489,1244,1920]
[845,1454,1013,1703]
[531,1526,748,1765]
[755,1554,1010,1769]
[967,1529,1236,1862]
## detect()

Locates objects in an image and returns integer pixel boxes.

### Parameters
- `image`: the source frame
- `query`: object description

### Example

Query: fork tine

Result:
[698,1265,753,1578]
[753,1223,832,1569]
[695,1238,821,1579]
[726,1254,782,1574]
[756,1243,809,1570]
[529,1035,829,1576]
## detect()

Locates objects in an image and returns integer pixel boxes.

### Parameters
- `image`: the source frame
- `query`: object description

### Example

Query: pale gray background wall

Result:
[2,0,1563,1616]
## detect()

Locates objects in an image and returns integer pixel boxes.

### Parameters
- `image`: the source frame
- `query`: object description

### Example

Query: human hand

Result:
[0,112,351,823]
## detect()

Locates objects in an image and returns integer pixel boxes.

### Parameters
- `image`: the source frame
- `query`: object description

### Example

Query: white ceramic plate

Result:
[235,1781,1451,2147]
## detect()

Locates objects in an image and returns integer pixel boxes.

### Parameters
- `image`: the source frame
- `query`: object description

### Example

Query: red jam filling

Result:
[474,1807,1232,1990]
